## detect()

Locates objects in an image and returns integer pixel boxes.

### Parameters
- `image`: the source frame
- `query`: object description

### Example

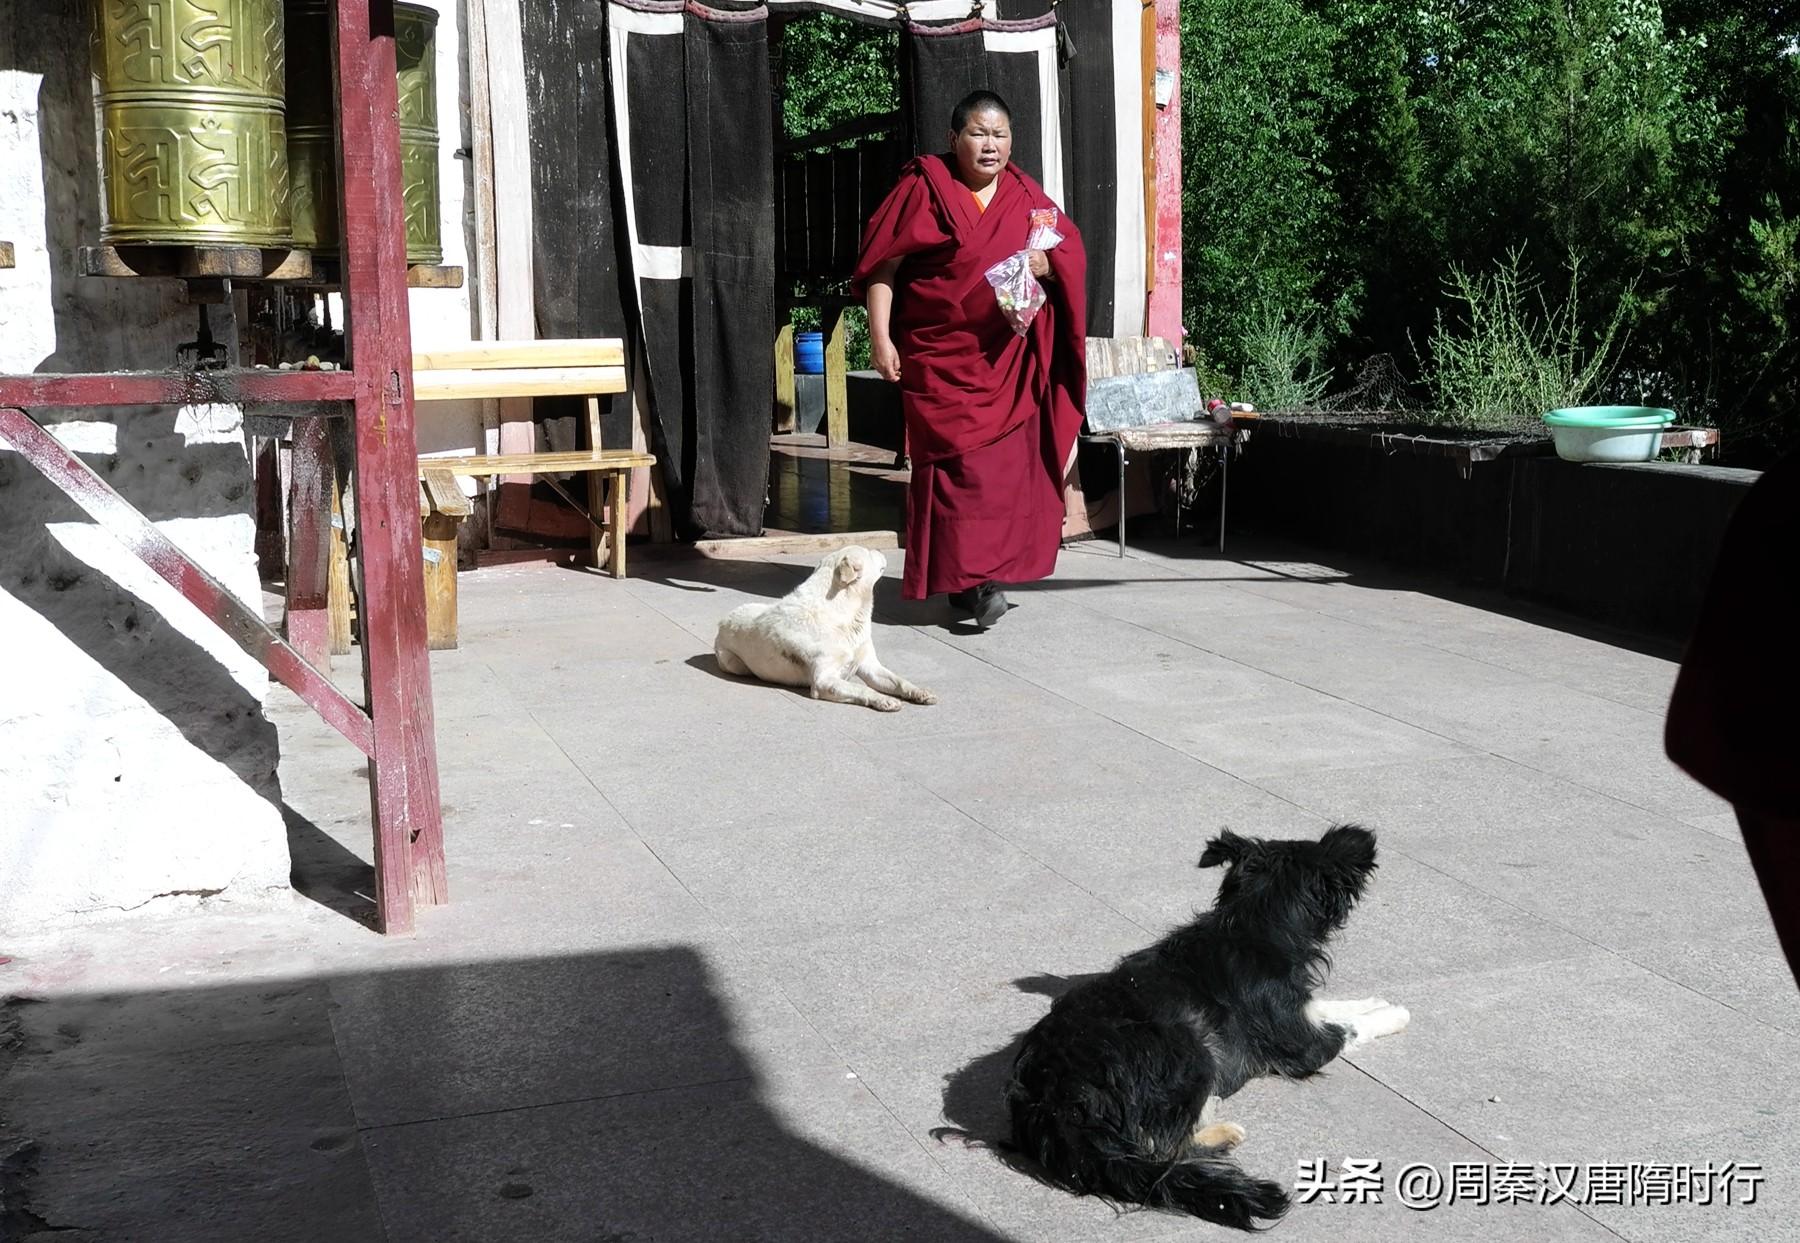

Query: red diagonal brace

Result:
[0,406,375,758]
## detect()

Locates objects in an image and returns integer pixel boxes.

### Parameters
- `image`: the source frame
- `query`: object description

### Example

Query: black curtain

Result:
[521,0,633,450]
[685,11,777,536]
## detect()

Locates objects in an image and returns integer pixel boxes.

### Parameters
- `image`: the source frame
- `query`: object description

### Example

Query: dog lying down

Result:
[1006,824,1409,1231]
[714,545,937,712]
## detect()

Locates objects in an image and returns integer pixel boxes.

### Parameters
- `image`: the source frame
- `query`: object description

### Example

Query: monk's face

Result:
[950,107,1012,185]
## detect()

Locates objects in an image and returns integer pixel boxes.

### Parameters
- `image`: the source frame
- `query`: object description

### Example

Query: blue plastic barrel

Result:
[795,330,825,374]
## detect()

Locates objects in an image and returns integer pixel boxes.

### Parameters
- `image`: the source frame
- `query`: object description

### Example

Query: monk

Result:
[1665,450,1800,989]
[852,90,1087,629]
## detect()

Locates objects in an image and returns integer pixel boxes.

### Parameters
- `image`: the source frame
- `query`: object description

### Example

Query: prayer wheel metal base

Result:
[91,0,293,249]
[287,1,442,266]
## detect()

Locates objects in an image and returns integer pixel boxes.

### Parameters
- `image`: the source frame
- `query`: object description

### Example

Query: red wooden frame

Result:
[0,0,445,935]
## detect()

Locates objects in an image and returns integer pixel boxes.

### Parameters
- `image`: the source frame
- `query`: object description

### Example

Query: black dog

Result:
[1004,824,1408,1230]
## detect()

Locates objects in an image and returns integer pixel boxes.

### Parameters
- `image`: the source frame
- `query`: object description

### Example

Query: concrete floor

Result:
[4,534,1796,1242]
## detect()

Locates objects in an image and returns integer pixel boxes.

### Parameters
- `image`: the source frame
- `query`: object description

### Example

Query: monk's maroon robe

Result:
[851,154,1088,600]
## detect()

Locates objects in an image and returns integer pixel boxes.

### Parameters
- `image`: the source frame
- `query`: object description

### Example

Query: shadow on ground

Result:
[0,947,1008,1242]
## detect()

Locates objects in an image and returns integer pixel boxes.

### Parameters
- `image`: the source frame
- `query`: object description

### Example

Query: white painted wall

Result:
[1,16,289,931]
[404,0,488,459]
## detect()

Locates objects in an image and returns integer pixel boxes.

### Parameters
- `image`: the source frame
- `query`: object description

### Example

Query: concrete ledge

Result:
[1505,459,1758,638]
[1236,432,1759,640]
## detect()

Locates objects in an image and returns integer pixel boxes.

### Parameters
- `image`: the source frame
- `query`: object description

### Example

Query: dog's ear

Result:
[1199,828,1251,869]
[1319,822,1378,872]
[834,550,864,586]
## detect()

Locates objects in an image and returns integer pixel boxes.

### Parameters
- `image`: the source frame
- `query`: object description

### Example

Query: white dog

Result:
[714,546,937,712]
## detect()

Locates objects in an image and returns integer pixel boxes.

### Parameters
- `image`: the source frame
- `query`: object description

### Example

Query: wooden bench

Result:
[327,339,653,653]
[412,338,654,579]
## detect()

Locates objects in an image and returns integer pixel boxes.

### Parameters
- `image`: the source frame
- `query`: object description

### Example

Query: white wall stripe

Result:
[764,1,999,20]
[633,243,694,280]
[609,4,683,36]
[607,5,650,316]
[983,26,1064,210]
[980,27,1046,52]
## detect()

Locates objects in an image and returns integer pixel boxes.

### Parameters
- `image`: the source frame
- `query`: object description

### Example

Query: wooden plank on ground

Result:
[684,530,901,560]
[413,339,625,371]
[413,365,628,401]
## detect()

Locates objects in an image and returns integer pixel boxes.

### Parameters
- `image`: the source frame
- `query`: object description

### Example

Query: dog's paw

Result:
[908,688,939,706]
[870,696,904,713]
[1349,997,1390,1015]
[1193,1121,1246,1151]
[1348,1005,1410,1046]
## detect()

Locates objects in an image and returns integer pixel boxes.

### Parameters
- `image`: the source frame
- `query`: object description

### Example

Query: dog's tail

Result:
[1011,1099,1289,1232]
[1070,1148,1289,1231]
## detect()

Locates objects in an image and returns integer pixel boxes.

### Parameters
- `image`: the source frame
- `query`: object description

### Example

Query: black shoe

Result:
[973,585,1009,629]
[953,581,1008,629]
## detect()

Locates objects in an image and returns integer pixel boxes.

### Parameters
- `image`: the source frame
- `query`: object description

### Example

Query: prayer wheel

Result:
[286,1,442,265]
[91,0,293,247]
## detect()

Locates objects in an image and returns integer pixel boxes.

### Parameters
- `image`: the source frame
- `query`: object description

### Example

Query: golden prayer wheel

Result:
[91,0,293,248]
[286,1,442,265]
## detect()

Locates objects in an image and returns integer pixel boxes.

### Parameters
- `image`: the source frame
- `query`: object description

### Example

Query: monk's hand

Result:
[872,336,902,383]
[1027,249,1051,280]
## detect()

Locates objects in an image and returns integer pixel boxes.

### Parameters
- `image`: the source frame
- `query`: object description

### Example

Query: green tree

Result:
[777,15,899,143]
[1180,0,1349,383]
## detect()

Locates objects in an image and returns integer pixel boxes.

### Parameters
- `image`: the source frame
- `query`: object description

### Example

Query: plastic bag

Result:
[985,208,1065,335]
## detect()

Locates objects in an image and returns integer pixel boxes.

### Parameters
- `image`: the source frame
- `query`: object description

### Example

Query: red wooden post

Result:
[333,0,447,933]
[1146,0,1183,345]
[284,416,334,667]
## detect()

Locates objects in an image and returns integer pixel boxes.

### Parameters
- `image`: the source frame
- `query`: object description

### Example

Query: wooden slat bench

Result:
[329,339,653,655]
[412,338,654,579]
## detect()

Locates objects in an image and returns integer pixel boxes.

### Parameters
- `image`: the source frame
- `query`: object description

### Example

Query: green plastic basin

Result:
[1543,405,1677,429]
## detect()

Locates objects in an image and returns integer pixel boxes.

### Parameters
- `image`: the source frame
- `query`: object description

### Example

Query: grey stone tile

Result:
[360,1073,1007,1243]
[328,941,832,1130]
[935,595,1222,679]
[1175,700,1475,781]
[744,897,1152,1099]
[639,798,1070,942]
[805,625,1095,741]
[1024,575,1311,628]
[957,766,1330,933]
[1314,850,1600,996]
[1185,1064,1622,1243]
[877,720,1217,815]
[2,983,382,1241]
[1578,1109,1800,1242]
[1682,810,1745,841]
[563,735,940,836]
[1336,951,1800,1162]
[1033,650,1477,780]
[1256,754,1795,1029]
